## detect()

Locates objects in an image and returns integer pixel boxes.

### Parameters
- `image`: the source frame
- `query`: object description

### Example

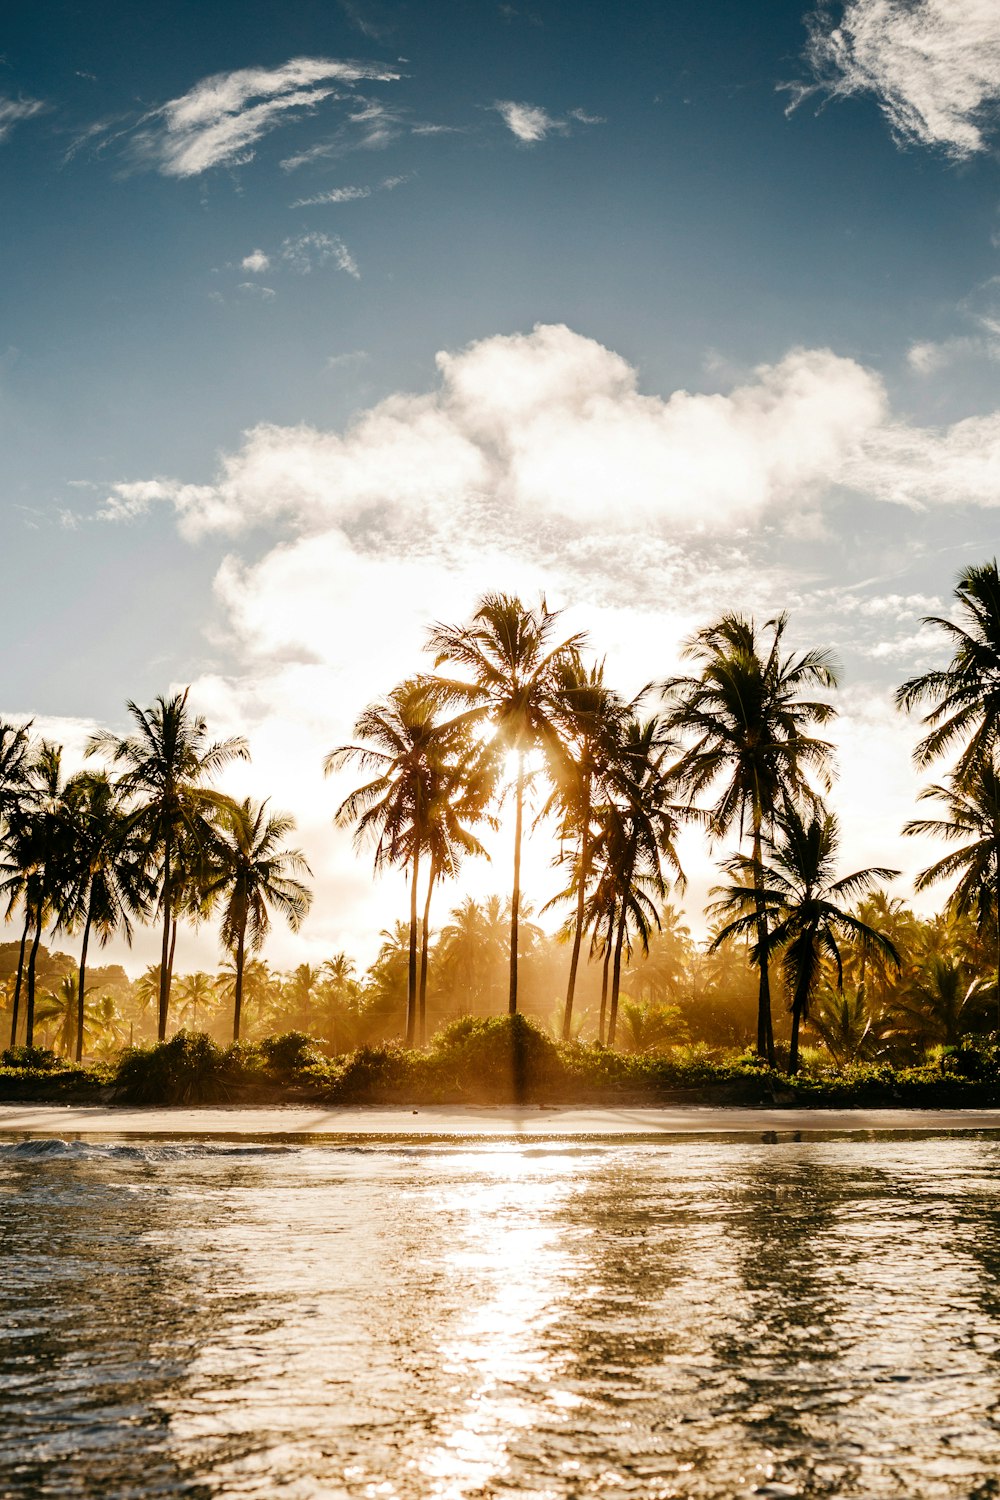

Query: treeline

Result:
[3,562,1000,1074]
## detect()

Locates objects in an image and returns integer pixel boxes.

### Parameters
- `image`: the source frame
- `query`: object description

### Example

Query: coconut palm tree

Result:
[709,807,899,1073]
[662,612,838,1064]
[546,654,629,1039]
[808,982,882,1067]
[896,559,1000,784]
[1,742,71,1048]
[597,715,686,1048]
[174,971,220,1032]
[428,593,586,1015]
[202,798,312,1042]
[88,691,248,1040]
[327,677,482,1046]
[55,771,148,1062]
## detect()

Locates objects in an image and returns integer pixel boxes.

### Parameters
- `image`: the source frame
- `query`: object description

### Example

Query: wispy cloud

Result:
[131,57,399,177]
[787,0,1000,158]
[907,276,1000,371]
[281,231,359,278]
[0,96,46,144]
[291,172,408,207]
[493,99,601,143]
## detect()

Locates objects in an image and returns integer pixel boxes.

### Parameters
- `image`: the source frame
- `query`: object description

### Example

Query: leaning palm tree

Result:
[202,798,312,1042]
[87,690,248,1040]
[428,593,586,1015]
[662,612,838,1064]
[709,807,899,1073]
[903,759,1000,1028]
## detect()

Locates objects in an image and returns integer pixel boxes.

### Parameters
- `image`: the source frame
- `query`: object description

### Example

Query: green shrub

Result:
[1,1045,62,1072]
[325,1043,414,1102]
[428,1014,564,1101]
[259,1031,324,1076]
[114,1031,238,1105]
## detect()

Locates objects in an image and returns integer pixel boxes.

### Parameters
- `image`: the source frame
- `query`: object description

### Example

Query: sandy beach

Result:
[2,1102,1000,1138]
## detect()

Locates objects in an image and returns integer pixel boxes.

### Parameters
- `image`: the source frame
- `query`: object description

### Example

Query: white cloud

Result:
[493,100,600,143]
[241,248,271,273]
[792,0,1000,158]
[132,57,399,177]
[0,97,46,144]
[237,281,276,300]
[281,231,359,278]
[291,184,371,206]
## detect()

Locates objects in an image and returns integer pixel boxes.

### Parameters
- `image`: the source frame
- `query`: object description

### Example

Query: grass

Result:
[2,1018,999,1108]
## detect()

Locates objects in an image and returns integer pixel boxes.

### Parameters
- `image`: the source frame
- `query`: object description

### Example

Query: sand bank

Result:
[2,1102,1000,1139]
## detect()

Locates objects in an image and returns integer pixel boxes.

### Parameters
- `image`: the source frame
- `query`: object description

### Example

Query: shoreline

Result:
[4,1102,1000,1139]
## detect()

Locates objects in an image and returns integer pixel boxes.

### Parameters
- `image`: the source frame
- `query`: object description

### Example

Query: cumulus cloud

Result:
[132,57,399,177]
[493,100,599,142]
[100,321,1000,559]
[241,248,271,273]
[0,97,46,144]
[790,0,1000,158]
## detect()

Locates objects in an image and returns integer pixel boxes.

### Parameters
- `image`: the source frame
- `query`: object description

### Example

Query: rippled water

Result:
[3,1132,1000,1499]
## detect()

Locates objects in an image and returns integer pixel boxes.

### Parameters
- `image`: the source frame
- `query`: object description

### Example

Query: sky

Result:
[2,0,1000,976]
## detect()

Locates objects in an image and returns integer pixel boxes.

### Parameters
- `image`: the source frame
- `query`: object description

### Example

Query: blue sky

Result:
[3,0,1000,967]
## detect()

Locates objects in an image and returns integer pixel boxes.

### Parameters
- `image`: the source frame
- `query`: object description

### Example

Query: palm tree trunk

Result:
[608,904,628,1048]
[9,908,30,1047]
[752,822,776,1066]
[788,972,811,1075]
[418,858,436,1048]
[75,901,93,1065]
[232,921,247,1042]
[598,921,612,1045]
[562,779,591,1041]
[158,836,172,1042]
[406,844,421,1048]
[25,908,43,1049]
[509,756,525,1016]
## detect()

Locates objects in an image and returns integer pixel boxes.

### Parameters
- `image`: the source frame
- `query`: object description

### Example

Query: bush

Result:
[259,1031,324,1076]
[114,1031,239,1105]
[325,1043,414,1103]
[427,1014,565,1102]
[1,1045,62,1072]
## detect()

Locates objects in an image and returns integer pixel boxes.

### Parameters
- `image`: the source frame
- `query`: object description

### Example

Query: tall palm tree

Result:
[327,677,481,1046]
[88,690,248,1040]
[896,559,1000,784]
[202,798,312,1042]
[662,612,838,1064]
[546,654,628,1039]
[903,759,1000,1027]
[1,742,71,1048]
[428,593,585,1015]
[709,807,899,1073]
[56,771,147,1062]
[596,715,686,1048]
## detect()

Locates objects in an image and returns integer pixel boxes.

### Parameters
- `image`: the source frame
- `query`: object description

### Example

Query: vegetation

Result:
[4,566,1000,1106]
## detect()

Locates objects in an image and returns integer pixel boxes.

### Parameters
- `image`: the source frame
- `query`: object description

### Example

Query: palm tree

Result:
[437,895,511,1014]
[896,560,1000,785]
[1,742,71,1048]
[174,971,219,1032]
[202,798,312,1042]
[327,677,482,1046]
[56,771,147,1062]
[662,612,838,1064]
[546,654,628,1039]
[809,982,882,1067]
[709,807,899,1073]
[88,690,248,1040]
[428,593,586,1015]
[903,760,1000,1029]
[597,715,685,1048]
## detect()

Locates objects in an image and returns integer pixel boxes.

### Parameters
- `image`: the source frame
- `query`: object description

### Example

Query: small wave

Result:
[0,1137,302,1163]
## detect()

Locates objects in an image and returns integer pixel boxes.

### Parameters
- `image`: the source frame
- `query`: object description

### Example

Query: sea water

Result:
[2,1131,1000,1498]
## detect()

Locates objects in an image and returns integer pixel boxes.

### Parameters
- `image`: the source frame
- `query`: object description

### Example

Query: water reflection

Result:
[3,1136,1000,1498]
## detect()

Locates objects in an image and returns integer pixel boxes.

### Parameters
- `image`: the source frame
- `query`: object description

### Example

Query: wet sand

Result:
[2,1102,1000,1138]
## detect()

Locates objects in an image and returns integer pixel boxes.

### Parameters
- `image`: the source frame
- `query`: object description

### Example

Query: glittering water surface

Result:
[3,1134,1000,1499]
